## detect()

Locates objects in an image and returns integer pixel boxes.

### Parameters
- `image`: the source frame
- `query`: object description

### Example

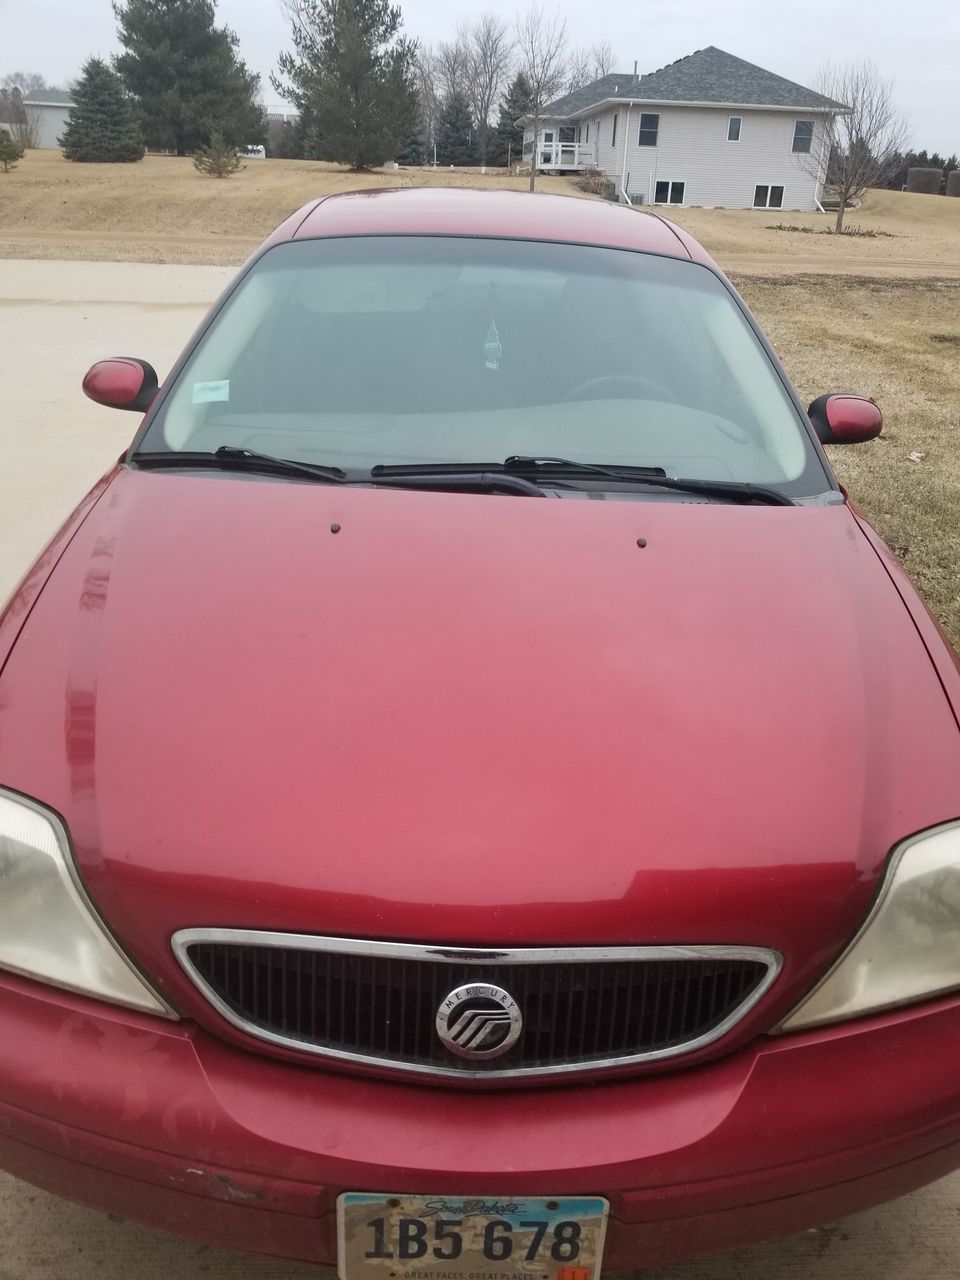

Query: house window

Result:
[792,120,814,153]
[612,113,618,147]
[637,112,660,146]
[585,123,589,143]
[727,116,742,141]
[655,180,685,205]
[753,184,784,208]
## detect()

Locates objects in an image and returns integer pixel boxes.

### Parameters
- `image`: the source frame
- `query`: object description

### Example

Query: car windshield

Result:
[136,235,830,497]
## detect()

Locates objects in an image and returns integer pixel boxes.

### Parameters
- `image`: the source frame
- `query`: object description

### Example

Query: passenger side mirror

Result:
[808,394,882,445]
[82,358,159,413]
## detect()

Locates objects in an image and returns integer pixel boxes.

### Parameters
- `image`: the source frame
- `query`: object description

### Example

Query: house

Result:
[22,89,75,149]
[522,47,842,211]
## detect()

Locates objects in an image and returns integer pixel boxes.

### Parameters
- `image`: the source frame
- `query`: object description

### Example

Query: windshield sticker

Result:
[192,380,230,404]
[483,321,503,371]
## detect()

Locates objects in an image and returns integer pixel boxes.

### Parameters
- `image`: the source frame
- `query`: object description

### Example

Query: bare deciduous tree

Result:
[434,38,469,101]
[12,108,40,148]
[800,61,910,232]
[1,72,47,94]
[591,40,614,79]
[414,45,441,160]
[563,40,617,94]
[459,14,512,166]
[563,47,592,93]
[514,4,567,192]
[0,86,39,148]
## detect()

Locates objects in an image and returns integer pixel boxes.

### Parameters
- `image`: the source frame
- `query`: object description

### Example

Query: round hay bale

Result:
[947,170,960,197]
[907,167,943,194]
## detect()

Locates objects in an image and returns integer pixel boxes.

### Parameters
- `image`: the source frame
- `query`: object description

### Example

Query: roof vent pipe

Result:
[633,60,638,79]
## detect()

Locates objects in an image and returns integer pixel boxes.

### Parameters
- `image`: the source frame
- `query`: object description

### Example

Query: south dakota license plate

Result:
[337,1194,609,1280]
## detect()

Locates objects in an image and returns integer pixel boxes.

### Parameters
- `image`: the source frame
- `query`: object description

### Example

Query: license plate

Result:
[337,1194,609,1280]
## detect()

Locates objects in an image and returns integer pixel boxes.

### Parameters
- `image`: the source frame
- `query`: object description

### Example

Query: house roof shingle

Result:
[23,89,74,106]
[542,47,842,117]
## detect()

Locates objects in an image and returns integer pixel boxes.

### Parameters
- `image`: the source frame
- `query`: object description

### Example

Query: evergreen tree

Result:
[271,110,325,159]
[114,0,264,155]
[59,58,145,162]
[396,127,424,165]
[0,128,25,173]
[493,71,533,167]
[266,118,300,159]
[193,129,243,176]
[273,0,419,171]
[299,110,326,160]
[435,91,476,166]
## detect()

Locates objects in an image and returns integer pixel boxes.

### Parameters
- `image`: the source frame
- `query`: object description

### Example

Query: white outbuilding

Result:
[22,89,75,150]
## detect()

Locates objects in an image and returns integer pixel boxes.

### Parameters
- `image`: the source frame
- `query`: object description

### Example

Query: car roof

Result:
[280,188,715,266]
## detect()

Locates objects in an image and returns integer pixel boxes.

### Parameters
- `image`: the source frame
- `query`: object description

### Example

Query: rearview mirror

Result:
[82,358,159,413]
[808,394,882,445]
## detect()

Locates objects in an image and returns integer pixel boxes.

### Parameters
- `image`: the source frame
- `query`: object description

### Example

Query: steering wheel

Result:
[564,372,674,402]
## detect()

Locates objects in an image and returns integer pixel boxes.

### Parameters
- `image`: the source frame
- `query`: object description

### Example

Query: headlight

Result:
[777,821,960,1032]
[0,789,174,1016]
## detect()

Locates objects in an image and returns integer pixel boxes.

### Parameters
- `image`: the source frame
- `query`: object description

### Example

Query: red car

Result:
[2,188,959,1276]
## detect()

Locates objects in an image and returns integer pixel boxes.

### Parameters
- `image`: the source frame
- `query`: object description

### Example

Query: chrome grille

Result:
[173,931,780,1080]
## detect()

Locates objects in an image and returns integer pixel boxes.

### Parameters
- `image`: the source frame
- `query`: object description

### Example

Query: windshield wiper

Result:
[133,447,346,484]
[504,455,667,483]
[369,465,548,497]
[502,455,794,506]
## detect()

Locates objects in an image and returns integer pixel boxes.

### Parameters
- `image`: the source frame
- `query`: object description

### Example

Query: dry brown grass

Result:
[666,187,960,279]
[677,194,960,646]
[0,150,588,264]
[737,274,960,643]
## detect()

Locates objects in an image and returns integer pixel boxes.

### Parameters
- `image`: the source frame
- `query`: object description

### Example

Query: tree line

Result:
[4,0,609,184]
[3,0,267,164]
[881,150,959,192]
[272,0,602,186]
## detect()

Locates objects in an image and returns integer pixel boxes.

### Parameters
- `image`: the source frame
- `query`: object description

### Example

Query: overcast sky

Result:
[4,0,957,154]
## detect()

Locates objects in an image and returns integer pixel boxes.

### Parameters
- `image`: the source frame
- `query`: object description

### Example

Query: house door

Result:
[541,130,555,166]
[558,125,577,167]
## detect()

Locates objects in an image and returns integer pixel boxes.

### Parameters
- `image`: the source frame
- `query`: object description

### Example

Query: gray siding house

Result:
[22,89,74,150]
[523,47,841,211]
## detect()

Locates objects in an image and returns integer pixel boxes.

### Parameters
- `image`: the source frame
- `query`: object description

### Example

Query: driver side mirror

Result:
[82,358,159,413]
[808,394,882,445]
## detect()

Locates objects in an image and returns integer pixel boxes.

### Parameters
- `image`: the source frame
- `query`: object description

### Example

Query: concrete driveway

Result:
[0,259,957,1278]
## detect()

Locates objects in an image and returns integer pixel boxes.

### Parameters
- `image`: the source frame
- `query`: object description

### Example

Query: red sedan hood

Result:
[2,469,959,1028]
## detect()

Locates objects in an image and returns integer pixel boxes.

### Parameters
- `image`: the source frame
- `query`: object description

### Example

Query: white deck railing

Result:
[537,142,597,170]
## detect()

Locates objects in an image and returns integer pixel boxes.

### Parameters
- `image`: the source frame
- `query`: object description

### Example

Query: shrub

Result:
[0,128,25,172]
[906,167,942,194]
[576,166,607,195]
[194,131,245,178]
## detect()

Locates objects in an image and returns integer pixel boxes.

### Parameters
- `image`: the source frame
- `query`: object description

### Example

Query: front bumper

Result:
[2,970,960,1269]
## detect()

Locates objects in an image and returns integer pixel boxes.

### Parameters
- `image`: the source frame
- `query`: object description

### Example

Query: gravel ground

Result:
[0,258,957,1278]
